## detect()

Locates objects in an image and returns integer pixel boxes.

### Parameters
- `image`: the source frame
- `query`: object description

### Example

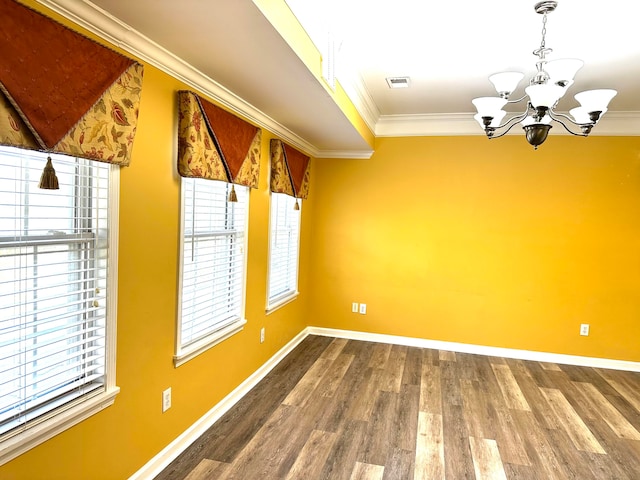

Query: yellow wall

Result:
[0,4,310,479]
[3,2,640,479]
[307,135,640,362]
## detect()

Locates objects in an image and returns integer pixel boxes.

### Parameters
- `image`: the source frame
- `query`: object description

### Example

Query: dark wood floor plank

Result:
[401,346,423,386]
[502,463,537,479]
[183,459,229,480]
[316,353,355,399]
[319,420,368,480]
[154,336,640,480]
[382,448,414,480]
[368,343,392,369]
[285,429,337,480]
[381,345,407,393]
[358,390,398,466]
[512,410,570,480]
[442,403,475,479]
[390,384,420,453]
[598,368,640,413]
[493,407,530,467]
[321,337,349,360]
[348,367,384,422]
[460,379,495,440]
[509,360,561,431]
[545,427,609,480]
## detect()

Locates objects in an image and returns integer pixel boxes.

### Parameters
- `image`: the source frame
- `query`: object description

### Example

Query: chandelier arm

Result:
[506,94,528,104]
[548,109,590,127]
[488,110,531,139]
[548,110,590,137]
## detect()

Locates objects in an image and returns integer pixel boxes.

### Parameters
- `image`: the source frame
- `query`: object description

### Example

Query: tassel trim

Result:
[228,184,238,202]
[39,156,59,190]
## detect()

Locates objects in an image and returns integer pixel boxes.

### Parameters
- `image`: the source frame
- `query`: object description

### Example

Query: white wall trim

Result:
[315,149,374,160]
[375,111,640,138]
[128,329,309,480]
[307,327,640,372]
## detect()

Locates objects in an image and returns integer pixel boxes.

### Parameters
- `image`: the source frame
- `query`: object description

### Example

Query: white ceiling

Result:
[39,0,640,157]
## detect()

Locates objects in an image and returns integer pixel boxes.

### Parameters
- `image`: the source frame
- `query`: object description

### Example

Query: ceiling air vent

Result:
[386,76,411,88]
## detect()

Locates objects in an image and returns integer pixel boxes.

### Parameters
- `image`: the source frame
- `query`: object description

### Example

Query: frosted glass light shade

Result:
[570,107,607,124]
[525,84,564,108]
[472,97,507,116]
[575,89,617,113]
[489,72,524,95]
[545,58,584,84]
[556,80,574,98]
[474,110,506,128]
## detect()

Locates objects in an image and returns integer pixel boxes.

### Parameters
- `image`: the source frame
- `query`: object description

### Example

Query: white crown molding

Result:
[376,113,480,137]
[315,149,374,160]
[376,111,640,137]
[35,0,325,158]
[337,72,381,135]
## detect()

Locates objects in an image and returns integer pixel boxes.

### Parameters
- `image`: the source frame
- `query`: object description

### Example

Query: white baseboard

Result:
[307,327,640,372]
[128,329,308,480]
[130,326,640,479]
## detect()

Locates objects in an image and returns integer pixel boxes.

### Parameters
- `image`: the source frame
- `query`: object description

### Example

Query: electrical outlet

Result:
[359,303,367,314]
[162,387,171,412]
[260,327,265,343]
[580,324,590,336]
[352,302,359,313]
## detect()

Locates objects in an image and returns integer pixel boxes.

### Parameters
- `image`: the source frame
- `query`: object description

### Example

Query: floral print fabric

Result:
[177,90,260,188]
[270,139,310,199]
[56,64,143,166]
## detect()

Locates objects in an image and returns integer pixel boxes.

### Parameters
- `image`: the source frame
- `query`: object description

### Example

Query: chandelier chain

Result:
[540,12,547,50]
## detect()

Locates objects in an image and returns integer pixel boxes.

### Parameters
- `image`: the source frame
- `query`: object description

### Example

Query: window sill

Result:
[266,291,299,315]
[0,386,119,466]
[174,318,247,367]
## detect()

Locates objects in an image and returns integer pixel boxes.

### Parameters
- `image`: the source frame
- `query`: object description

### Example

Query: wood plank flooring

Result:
[155,335,640,479]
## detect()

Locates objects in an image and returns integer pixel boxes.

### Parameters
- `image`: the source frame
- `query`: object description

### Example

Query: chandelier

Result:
[472,1,616,149]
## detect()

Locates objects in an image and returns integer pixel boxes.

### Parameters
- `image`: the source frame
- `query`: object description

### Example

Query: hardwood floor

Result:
[154,335,640,479]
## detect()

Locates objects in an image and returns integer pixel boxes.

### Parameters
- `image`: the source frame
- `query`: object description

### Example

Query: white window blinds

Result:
[0,148,112,440]
[267,193,301,309]
[177,179,248,364]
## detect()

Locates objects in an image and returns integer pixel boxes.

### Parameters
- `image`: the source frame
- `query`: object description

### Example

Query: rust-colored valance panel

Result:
[177,90,260,188]
[0,0,143,166]
[270,139,310,199]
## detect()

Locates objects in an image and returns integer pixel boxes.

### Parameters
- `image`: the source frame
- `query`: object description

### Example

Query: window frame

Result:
[0,148,119,466]
[266,192,301,313]
[174,178,249,367]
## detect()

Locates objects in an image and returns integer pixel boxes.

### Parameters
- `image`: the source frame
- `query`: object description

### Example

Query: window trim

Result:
[0,161,120,467]
[266,193,301,314]
[174,178,249,367]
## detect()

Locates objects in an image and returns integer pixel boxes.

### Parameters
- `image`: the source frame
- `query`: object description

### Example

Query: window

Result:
[267,193,301,311]
[176,178,248,366]
[0,147,118,464]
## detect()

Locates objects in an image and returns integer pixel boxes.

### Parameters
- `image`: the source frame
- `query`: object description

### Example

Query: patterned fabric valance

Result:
[177,90,260,188]
[270,139,311,200]
[0,0,144,166]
